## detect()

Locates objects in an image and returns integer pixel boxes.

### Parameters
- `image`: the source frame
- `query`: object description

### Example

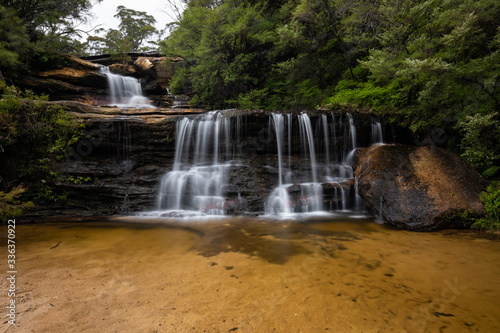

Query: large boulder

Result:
[353,144,489,231]
[134,57,154,72]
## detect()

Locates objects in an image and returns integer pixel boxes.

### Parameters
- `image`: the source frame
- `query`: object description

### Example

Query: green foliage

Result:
[472,182,500,231]
[327,77,405,109]
[86,6,158,57]
[0,84,86,205]
[459,112,500,172]
[483,166,500,179]
[0,186,34,221]
[4,0,98,42]
[162,0,497,118]
[1,0,98,84]
[0,6,29,71]
[169,67,190,95]
[162,0,347,110]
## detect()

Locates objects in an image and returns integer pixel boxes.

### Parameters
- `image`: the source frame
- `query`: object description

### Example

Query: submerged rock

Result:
[353,144,488,231]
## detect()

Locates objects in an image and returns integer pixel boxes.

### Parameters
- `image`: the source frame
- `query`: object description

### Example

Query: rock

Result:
[353,144,489,231]
[221,184,240,196]
[63,54,101,70]
[134,57,154,72]
[108,63,137,76]
[22,76,107,103]
[36,68,107,88]
[12,106,389,218]
[152,57,174,89]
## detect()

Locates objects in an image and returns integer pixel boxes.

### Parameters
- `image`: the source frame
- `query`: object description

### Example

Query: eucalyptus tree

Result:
[86,6,158,58]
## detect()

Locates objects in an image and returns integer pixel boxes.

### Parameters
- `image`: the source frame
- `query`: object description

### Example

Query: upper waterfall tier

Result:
[100,66,154,108]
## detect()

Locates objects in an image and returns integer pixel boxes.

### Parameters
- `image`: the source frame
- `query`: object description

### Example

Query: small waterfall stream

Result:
[100,66,153,108]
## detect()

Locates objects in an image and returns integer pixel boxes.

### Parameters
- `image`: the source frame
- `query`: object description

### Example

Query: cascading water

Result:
[153,111,244,217]
[141,111,384,218]
[264,113,364,216]
[100,66,153,108]
[371,121,384,144]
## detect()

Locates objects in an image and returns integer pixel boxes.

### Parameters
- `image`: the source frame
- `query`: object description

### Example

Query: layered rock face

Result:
[22,55,108,103]
[29,103,383,218]
[21,53,182,107]
[353,144,489,231]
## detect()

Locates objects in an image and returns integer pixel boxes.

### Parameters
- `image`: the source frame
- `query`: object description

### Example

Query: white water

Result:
[264,112,369,217]
[142,111,384,219]
[371,121,384,144]
[100,66,153,108]
[155,112,239,217]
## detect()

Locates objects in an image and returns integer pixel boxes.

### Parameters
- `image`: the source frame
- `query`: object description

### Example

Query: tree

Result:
[1,0,99,84]
[3,0,99,44]
[162,0,279,108]
[327,0,500,171]
[86,6,158,57]
[0,5,30,81]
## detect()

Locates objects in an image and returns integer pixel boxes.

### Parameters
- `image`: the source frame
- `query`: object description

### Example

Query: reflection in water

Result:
[5,217,500,332]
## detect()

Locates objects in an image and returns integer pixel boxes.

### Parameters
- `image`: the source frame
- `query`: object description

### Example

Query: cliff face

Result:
[21,53,182,107]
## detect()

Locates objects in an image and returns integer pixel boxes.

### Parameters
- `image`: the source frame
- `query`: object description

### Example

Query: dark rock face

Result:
[353,144,488,231]
[20,104,383,218]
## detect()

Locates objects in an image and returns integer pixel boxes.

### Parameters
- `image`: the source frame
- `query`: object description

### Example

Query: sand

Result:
[2,216,500,332]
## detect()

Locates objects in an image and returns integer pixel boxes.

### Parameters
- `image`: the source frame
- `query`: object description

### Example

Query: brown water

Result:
[2,217,500,332]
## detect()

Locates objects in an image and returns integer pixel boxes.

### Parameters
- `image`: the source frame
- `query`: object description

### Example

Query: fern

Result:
[482,166,500,179]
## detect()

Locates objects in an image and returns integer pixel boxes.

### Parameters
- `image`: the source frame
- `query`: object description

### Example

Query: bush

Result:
[459,112,500,172]
[472,181,500,231]
[0,84,85,205]
[326,78,405,109]
[0,186,34,221]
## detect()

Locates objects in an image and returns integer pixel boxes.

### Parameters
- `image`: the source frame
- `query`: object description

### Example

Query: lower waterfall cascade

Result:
[143,110,384,218]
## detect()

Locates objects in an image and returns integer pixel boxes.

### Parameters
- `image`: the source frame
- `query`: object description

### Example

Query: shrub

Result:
[459,112,500,172]
[472,181,500,231]
[0,84,85,206]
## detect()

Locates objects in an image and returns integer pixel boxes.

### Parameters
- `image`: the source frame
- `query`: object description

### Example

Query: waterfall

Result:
[117,122,133,214]
[100,66,153,108]
[344,113,357,164]
[141,111,383,218]
[264,113,367,216]
[271,114,285,186]
[371,121,384,144]
[155,111,243,217]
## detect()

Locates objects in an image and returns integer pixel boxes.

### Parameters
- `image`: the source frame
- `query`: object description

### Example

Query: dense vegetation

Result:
[0,84,86,219]
[0,0,99,217]
[163,0,499,171]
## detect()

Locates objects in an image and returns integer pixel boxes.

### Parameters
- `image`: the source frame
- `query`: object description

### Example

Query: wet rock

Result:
[17,106,388,218]
[353,144,489,231]
[221,184,240,196]
[36,68,107,88]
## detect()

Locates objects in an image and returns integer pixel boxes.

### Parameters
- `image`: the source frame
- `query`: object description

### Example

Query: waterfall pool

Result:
[3,216,500,332]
